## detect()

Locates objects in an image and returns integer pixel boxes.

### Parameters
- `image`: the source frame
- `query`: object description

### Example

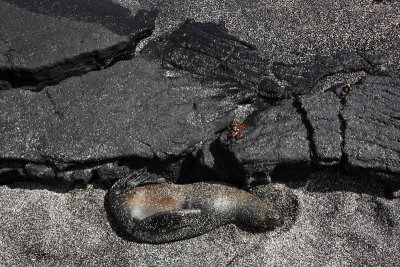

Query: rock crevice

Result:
[0,2,157,91]
[1,19,399,196]
[292,96,317,162]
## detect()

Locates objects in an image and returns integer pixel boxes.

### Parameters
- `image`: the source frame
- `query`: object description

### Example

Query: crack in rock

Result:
[338,93,349,166]
[0,2,157,91]
[1,18,399,195]
[299,91,342,165]
[45,91,63,121]
[147,20,388,102]
[292,96,317,162]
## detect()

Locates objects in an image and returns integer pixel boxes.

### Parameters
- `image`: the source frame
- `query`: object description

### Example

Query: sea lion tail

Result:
[105,167,150,239]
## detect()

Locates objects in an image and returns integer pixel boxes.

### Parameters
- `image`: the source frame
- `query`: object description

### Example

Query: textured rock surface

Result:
[148,20,386,99]
[1,0,400,265]
[215,100,310,186]
[0,55,244,172]
[0,1,156,90]
[1,2,398,185]
[343,75,400,175]
[134,0,400,71]
[300,91,342,165]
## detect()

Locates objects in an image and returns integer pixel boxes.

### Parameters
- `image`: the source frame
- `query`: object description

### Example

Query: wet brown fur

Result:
[106,180,283,243]
[126,184,185,215]
[124,183,283,227]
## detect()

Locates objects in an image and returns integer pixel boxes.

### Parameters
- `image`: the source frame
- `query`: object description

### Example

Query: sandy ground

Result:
[1,170,399,266]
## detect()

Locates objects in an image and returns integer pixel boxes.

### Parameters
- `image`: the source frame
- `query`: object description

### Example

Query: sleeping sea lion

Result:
[105,169,284,243]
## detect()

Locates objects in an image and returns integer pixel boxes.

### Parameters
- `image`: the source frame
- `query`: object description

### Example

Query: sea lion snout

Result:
[255,203,284,229]
[271,214,284,227]
[260,210,284,229]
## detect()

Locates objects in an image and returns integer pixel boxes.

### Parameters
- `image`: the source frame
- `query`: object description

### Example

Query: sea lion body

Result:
[106,171,283,243]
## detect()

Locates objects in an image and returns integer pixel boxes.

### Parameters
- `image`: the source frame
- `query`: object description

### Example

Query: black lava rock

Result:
[0,1,156,90]
[343,75,400,175]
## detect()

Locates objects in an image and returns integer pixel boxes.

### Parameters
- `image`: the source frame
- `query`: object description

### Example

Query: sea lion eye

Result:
[268,212,284,227]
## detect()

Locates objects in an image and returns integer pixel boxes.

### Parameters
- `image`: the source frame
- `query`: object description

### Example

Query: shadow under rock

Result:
[5,180,83,194]
[259,162,391,199]
[2,169,113,193]
[303,167,387,198]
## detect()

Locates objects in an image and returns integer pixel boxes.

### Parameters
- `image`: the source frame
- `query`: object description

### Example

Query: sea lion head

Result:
[257,205,284,229]
[237,196,284,230]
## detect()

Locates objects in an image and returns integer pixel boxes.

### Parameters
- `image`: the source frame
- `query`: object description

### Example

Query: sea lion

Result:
[105,169,284,243]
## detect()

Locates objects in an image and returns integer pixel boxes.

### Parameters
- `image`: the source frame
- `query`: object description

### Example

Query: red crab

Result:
[227,121,246,143]
[343,84,351,94]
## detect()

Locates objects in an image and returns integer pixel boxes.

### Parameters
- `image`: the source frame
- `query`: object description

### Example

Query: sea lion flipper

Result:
[134,209,202,233]
[123,167,151,188]
[110,167,152,193]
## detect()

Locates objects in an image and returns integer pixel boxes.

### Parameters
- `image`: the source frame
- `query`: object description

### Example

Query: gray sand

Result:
[1,171,399,266]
